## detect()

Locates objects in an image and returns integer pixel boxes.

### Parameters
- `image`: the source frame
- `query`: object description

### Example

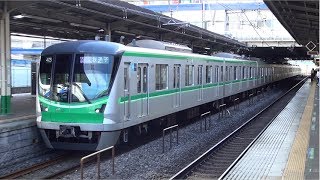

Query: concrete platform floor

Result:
[0,93,36,122]
[224,80,319,179]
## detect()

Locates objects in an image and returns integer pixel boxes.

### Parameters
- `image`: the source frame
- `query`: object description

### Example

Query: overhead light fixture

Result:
[13,14,25,19]
[15,14,62,23]
[70,23,100,30]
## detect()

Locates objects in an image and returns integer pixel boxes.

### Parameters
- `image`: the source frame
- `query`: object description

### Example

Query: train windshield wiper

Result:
[72,82,92,104]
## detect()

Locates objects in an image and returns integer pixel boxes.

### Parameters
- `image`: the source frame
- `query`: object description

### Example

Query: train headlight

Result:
[44,107,48,112]
[95,104,106,113]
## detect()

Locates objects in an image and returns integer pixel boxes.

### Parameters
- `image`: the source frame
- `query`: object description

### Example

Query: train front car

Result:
[37,41,124,151]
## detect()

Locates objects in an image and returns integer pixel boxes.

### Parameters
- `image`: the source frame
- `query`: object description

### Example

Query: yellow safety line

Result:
[283,82,316,180]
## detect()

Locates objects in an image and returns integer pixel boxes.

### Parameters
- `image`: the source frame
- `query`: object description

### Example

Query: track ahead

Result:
[170,77,307,179]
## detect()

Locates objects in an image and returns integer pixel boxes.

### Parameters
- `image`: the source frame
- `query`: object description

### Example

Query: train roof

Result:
[41,40,125,56]
[124,45,256,64]
[41,40,256,64]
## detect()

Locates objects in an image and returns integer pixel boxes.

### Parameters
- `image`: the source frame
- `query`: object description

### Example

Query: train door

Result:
[197,65,203,101]
[137,63,149,117]
[173,64,181,107]
[123,63,131,120]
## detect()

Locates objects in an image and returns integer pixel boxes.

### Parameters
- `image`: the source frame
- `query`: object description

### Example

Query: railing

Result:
[218,104,227,118]
[200,111,211,132]
[80,146,115,180]
[248,93,254,105]
[233,98,240,110]
[162,124,179,153]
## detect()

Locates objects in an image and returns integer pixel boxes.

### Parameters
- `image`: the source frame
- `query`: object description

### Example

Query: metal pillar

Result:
[0,3,11,114]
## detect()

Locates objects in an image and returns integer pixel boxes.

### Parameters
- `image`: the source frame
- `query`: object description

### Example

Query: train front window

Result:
[52,54,73,103]
[39,56,53,99]
[72,54,114,102]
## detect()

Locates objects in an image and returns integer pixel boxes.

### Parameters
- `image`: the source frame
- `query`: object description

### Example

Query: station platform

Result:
[225,80,319,179]
[0,93,36,123]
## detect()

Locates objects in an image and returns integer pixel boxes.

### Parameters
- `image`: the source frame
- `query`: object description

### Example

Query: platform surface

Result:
[225,80,319,179]
[0,93,36,123]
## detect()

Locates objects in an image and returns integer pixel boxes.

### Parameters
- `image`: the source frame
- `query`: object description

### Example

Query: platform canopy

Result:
[0,0,245,53]
[264,0,319,52]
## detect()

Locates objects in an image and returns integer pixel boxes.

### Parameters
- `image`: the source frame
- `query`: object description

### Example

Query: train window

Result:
[39,56,53,99]
[185,65,194,86]
[206,66,212,83]
[229,66,233,81]
[173,65,180,89]
[198,66,203,85]
[124,67,128,90]
[155,64,168,90]
[249,67,252,78]
[143,67,148,93]
[226,66,229,81]
[234,66,237,80]
[137,67,141,93]
[215,66,219,83]
[220,66,223,82]
[242,67,245,79]
[52,54,72,103]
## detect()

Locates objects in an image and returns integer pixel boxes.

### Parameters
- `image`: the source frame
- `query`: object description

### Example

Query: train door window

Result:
[137,66,141,93]
[229,66,233,81]
[185,65,194,86]
[249,67,252,78]
[124,66,128,91]
[155,64,168,90]
[215,66,219,83]
[206,65,212,83]
[173,65,180,88]
[242,67,245,79]
[220,66,223,82]
[143,66,148,93]
[173,66,176,88]
[198,65,203,85]
[226,66,229,81]
[234,66,237,80]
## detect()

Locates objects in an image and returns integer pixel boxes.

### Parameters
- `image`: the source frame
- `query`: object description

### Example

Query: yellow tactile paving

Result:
[283,83,316,180]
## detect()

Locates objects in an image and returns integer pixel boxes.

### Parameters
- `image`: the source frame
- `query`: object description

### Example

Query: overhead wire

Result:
[216,2,270,47]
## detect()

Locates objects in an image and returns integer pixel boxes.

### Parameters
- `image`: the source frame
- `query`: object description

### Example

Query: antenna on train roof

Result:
[120,36,125,44]
[104,35,110,42]
[131,39,137,47]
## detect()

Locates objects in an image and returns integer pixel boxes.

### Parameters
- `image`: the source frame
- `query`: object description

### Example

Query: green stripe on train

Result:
[118,78,260,103]
[39,96,108,123]
[123,51,257,64]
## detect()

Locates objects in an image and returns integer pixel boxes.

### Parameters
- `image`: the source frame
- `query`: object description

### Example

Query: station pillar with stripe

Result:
[0,3,11,114]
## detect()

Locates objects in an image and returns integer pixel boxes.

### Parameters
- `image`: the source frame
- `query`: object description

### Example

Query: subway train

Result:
[36,40,301,151]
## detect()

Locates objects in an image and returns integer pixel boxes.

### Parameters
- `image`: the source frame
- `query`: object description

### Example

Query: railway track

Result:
[170,77,307,179]
[0,152,85,179]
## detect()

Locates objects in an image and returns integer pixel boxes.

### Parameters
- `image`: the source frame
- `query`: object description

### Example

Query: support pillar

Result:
[0,3,11,114]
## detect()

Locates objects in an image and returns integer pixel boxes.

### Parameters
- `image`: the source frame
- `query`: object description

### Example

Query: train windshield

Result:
[39,54,115,103]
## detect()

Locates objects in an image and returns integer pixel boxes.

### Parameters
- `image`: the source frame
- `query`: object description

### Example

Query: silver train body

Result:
[36,41,300,150]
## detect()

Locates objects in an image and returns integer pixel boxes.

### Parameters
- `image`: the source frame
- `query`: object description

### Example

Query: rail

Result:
[162,124,179,153]
[80,146,115,180]
[200,111,211,132]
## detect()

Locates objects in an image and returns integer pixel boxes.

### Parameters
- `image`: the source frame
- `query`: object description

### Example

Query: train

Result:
[36,40,301,151]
